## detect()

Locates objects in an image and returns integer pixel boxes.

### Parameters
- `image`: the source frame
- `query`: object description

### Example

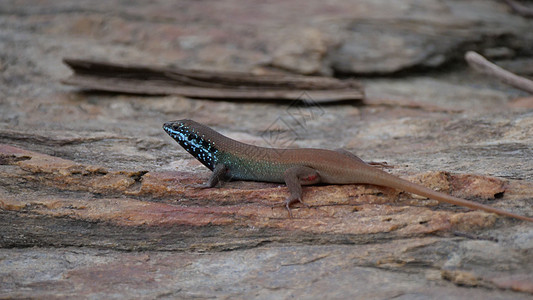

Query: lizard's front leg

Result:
[283,166,321,217]
[206,163,228,187]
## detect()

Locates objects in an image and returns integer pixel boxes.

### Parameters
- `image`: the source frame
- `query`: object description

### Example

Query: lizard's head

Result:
[163,119,218,170]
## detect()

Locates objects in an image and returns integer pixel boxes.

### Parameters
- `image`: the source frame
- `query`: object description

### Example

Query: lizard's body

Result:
[163,119,533,222]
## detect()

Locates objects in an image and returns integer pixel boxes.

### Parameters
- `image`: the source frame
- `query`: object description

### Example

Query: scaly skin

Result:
[163,119,533,222]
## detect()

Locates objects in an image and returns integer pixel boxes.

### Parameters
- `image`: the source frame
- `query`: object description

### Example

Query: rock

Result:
[271,28,330,75]
[327,3,533,74]
[1,0,533,298]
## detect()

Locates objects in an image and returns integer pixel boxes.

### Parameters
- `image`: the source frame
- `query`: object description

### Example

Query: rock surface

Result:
[1,0,533,298]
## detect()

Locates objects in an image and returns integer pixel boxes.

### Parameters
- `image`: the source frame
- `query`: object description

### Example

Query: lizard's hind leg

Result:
[283,166,321,217]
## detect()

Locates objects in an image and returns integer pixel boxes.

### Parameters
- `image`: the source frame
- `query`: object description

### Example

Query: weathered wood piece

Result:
[62,58,364,103]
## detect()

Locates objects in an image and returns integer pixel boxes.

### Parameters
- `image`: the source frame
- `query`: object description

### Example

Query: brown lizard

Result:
[163,119,533,222]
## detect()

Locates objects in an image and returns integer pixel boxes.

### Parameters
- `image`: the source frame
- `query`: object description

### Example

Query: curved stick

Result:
[503,0,533,18]
[465,51,533,94]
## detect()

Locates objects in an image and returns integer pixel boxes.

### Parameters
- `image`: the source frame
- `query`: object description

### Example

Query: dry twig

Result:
[503,0,533,18]
[465,51,533,94]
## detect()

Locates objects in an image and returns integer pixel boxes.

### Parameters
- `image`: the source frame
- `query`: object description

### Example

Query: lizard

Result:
[163,119,533,222]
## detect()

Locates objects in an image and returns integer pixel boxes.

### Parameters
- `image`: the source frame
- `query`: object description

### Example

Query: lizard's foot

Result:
[284,197,309,218]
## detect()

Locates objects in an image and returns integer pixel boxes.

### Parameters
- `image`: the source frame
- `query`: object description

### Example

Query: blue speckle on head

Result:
[163,122,219,170]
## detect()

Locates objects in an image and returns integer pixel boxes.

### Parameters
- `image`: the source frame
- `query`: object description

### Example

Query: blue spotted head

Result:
[163,119,220,171]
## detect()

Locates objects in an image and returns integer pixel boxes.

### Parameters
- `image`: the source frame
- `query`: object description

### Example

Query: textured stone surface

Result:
[1,0,533,298]
[1,241,532,299]
[327,2,533,74]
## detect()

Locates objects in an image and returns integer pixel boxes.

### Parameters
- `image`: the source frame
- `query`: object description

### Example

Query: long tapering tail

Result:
[362,168,533,222]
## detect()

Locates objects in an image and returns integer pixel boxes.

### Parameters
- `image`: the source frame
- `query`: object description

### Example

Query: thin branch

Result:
[503,0,533,18]
[465,51,533,94]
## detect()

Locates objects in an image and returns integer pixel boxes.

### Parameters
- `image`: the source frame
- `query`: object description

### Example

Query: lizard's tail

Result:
[361,168,533,222]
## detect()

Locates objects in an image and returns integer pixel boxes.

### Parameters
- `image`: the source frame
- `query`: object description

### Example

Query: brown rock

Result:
[442,269,479,287]
[271,28,330,75]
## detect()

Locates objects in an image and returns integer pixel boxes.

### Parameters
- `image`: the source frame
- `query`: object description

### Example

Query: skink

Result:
[163,119,533,222]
